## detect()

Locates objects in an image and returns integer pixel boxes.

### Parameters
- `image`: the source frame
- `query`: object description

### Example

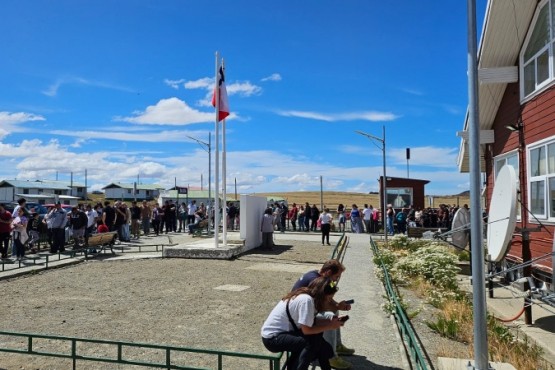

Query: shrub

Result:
[389,234,410,250]
[393,242,460,291]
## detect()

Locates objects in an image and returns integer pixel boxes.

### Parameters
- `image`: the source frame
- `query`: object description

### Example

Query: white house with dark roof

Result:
[0,179,85,204]
[102,182,165,201]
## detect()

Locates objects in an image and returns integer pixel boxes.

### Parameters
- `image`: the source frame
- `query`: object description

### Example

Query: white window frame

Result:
[520,0,555,101]
[527,135,555,221]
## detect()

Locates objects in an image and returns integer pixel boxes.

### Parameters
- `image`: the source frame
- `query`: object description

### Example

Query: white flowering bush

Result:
[389,234,410,250]
[393,242,460,291]
[426,288,460,308]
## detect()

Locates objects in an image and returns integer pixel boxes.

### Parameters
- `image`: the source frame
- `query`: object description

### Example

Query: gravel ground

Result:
[0,239,330,369]
[0,231,475,370]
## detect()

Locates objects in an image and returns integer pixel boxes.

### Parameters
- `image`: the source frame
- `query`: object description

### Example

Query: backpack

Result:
[396,212,406,223]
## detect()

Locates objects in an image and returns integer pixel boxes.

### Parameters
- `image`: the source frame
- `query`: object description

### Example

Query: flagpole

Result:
[214,52,220,248]
[222,60,228,246]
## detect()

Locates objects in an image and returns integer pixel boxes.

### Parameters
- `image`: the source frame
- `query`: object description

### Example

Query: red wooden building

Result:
[378,176,429,212]
[458,0,554,284]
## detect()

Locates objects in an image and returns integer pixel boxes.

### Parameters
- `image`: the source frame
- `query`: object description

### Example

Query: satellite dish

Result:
[487,165,518,262]
[451,207,470,249]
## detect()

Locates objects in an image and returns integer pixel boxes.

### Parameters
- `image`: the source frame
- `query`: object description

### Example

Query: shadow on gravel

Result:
[240,244,294,256]
[348,355,404,369]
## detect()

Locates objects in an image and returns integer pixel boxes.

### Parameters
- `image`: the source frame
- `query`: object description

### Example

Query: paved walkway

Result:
[273,232,408,370]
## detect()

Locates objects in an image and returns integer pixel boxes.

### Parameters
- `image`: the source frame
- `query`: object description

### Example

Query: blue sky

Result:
[0,0,487,195]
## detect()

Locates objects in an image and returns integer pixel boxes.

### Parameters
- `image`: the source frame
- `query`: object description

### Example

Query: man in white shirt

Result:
[362,204,373,234]
[187,200,197,226]
[85,204,98,243]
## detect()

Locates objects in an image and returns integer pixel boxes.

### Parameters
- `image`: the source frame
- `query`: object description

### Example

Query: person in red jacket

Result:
[0,203,13,259]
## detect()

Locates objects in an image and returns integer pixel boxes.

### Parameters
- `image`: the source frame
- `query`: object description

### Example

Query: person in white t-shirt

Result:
[187,200,197,226]
[261,277,346,370]
[362,204,373,234]
[85,203,98,245]
[318,208,333,246]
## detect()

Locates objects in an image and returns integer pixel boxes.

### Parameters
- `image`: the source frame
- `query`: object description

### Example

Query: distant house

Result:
[102,183,164,201]
[0,179,84,205]
[157,189,226,207]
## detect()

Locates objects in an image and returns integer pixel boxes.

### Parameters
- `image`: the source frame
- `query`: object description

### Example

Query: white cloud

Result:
[442,104,462,115]
[227,82,262,97]
[164,78,186,89]
[115,97,214,125]
[183,76,263,107]
[70,138,87,148]
[261,73,282,82]
[0,135,468,196]
[277,110,399,122]
[184,78,213,90]
[400,87,424,96]
[50,128,208,143]
[0,111,45,125]
[42,76,136,97]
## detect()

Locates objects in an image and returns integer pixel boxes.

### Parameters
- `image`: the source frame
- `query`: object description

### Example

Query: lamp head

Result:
[505,122,523,132]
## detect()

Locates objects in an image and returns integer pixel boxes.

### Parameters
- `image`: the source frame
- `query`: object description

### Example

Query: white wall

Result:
[240,195,267,250]
[0,188,12,202]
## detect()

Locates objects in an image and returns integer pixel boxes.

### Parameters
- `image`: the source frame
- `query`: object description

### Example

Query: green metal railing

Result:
[0,243,169,274]
[0,330,283,370]
[370,237,430,370]
[330,232,348,261]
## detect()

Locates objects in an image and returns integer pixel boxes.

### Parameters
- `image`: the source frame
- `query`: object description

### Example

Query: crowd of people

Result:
[0,197,244,260]
[267,201,467,237]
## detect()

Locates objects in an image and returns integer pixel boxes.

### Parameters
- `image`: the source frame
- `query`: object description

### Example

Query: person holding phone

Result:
[291,260,354,369]
[261,277,345,370]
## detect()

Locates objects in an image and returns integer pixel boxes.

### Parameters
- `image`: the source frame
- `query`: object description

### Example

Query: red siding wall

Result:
[380,177,428,210]
[490,83,555,273]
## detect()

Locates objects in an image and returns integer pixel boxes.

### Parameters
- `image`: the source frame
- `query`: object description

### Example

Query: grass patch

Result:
[374,237,554,370]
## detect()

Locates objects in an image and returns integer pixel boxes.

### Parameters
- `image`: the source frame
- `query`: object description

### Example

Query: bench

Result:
[406,227,448,238]
[79,232,118,256]
[191,220,210,238]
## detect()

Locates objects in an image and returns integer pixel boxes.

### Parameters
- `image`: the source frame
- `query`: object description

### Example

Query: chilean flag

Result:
[212,65,230,122]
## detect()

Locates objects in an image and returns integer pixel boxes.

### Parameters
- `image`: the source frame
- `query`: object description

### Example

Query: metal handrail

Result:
[0,330,283,370]
[370,237,430,370]
[330,232,347,260]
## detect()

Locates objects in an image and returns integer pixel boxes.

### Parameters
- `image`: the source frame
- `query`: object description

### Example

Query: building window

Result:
[386,188,413,209]
[521,0,555,99]
[528,137,555,219]
[77,187,83,192]
[127,189,132,194]
[494,151,519,179]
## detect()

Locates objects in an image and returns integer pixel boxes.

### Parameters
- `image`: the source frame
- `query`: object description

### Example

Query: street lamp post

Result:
[187,133,212,219]
[355,126,388,243]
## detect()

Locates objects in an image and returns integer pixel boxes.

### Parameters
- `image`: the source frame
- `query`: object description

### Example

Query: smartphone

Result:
[344,299,354,305]
[338,315,350,322]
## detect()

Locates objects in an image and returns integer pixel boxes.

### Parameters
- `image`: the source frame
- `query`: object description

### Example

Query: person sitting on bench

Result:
[188,210,206,235]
